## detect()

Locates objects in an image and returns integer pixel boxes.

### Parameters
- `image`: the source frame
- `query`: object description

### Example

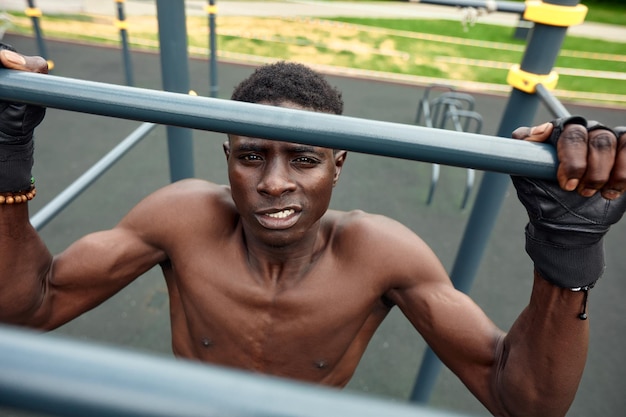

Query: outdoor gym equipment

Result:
[415,85,483,209]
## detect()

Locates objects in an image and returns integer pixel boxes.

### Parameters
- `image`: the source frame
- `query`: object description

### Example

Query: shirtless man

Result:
[1,45,625,417]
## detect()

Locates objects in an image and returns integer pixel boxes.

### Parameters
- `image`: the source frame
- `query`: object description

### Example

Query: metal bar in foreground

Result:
[0,70,558,179]
[0,325,473,417]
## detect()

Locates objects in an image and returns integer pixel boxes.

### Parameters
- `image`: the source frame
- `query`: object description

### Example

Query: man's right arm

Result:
[0,46,167,329]
[1,190,169,329]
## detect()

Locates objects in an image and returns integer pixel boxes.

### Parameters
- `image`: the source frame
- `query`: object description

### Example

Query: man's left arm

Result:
[391,119,625,417]
[493,119,626,416]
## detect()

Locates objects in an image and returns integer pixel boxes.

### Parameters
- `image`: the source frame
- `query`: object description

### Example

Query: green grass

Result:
[452,0,626,25]
[322,17,625,97]
[6,6,626,105]
[586,5,626,25]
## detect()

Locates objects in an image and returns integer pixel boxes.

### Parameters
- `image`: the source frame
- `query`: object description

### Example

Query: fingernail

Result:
[530,122,551,135]
[1,50,26,65]
[511,126,528,138]
[581,188,596,197]
[565,178,578,191]
[603,190,621,200]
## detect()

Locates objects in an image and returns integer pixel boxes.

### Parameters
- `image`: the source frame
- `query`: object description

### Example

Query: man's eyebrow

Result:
[233,142,266,152]
[287,144,325,156]
[235,142,325,156]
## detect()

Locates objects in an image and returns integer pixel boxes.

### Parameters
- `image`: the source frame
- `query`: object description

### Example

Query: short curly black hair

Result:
[231,61,343,115]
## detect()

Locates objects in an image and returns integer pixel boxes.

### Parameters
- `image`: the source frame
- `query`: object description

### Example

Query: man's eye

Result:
[240,154,262,161]
[293,157,320,165]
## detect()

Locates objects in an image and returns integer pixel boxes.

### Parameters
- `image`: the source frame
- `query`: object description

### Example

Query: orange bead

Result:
[0,196,5,204]
[5,196,14,204]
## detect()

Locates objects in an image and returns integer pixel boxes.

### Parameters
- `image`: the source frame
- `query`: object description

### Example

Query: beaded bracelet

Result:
[0,186,36,205]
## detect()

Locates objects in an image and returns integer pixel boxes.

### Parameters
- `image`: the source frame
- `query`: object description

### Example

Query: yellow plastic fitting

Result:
[24,7,42,18]
[523,0,588,27]
[114,19,129,30]
[507,64,559,94]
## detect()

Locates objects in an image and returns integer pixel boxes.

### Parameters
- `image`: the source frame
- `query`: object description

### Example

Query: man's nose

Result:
[257,161,296,196]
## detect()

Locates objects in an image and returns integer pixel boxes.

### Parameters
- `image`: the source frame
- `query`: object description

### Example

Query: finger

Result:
[602,129,626,200]
[556,123,589,192]
[511,122,553,142]
[0,50,48,74]
[577,127,617,197]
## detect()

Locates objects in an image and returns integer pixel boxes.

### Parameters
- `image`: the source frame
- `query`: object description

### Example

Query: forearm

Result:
[494,272,588,417]
[0,203,53,324]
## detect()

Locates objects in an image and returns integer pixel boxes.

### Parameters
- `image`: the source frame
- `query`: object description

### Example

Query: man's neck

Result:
[241,222,328,287]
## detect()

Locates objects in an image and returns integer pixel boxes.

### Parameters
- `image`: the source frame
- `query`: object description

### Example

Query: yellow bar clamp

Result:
[523,0,588,27]
[507,64,559,94]
[205,5,218,14]
[25,7,42,18]
[114,19,129,30]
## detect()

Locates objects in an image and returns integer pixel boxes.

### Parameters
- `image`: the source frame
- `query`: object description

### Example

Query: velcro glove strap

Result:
[0,140,34,192]
[0,43,46,192]
[512,116,626,289]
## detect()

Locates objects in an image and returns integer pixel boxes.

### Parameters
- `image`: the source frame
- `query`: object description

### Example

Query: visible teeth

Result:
[266,209,294,219]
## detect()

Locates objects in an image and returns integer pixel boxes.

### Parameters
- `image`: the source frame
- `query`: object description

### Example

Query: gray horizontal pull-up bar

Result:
[0,325,471,417]
[416,0,525,14]
[0,70,557,179]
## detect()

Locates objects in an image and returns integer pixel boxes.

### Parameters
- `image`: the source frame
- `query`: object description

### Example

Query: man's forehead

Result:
[229,135,332,153]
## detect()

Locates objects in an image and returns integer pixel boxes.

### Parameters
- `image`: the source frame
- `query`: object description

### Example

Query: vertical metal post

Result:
[25,0,50,68]
[155,0,195,182]
[115,0,134,86]
[207,0,219,98]
[410,0,580,403]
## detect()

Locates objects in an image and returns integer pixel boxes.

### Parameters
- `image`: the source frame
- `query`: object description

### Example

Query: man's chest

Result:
[163,257,391,383]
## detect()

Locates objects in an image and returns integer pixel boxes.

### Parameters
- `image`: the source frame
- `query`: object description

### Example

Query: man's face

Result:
[224,104,346,248]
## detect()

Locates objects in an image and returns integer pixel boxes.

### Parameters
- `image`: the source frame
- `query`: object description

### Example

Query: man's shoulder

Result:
[325,210,444,285]
[150,179,233,207]
[122,179,236,230]
[327,209,410,231]
[326,209,422,250]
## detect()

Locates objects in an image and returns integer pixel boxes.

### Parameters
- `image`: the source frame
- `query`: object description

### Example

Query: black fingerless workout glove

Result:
[0,43,46,192]
[511,116,626,289]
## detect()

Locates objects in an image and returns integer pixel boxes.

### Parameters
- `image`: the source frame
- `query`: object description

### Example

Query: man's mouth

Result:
[256,208,300,229]
[265,209,295,219]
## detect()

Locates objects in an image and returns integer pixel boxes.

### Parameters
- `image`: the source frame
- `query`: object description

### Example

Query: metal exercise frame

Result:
[0,0,581,415]
[410,0,577,403]
[0,324,471,417]
[415,85,482,209]
[0,69,560,176]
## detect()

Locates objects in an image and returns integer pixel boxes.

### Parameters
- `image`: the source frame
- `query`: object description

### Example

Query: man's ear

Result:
[333,150,347,186]
[223,138,231,160]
